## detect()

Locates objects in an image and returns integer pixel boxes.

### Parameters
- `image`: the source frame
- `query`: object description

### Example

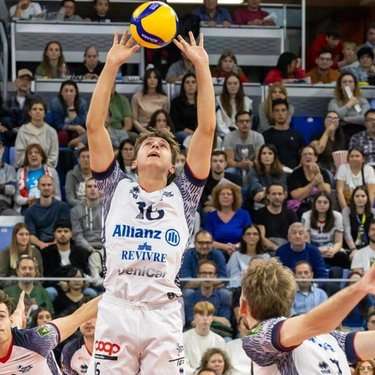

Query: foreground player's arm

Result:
[278,266,375,349]
[52,295,102,342]
[174,33,215,180]
[87,31,140,173]
[11,291,26,328]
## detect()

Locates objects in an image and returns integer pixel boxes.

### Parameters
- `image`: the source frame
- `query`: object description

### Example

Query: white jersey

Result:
[62,335,91,375]
[242,317,358,375]
[94,161,204,303]
[0,324,61,375]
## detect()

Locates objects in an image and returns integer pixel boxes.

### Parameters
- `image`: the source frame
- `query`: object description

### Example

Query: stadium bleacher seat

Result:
[290,115,324,144]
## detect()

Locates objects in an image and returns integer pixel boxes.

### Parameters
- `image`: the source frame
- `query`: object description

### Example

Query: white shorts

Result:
[87,293,185,375]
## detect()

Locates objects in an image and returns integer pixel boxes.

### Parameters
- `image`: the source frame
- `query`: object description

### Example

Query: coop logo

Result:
[94,340,120,361]
[165,229,180,246]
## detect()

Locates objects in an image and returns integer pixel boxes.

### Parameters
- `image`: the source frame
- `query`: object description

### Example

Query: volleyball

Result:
[130,1,180,49]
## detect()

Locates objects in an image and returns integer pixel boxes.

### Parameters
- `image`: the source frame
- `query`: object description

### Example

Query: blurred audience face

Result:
[353,188,368,208]
[194,311,213,330]
[198,263,217,289]
[203,0,217,12]
[184,76,197,95]
[38,176,54,198]
[226,75,240,97]
[295,263,313,290]
[288,224,307,249]
[15,75,32,93]
[220,56,235,73]
[236,113,252,134]
[367,27,375,45]
[78,150,90,170]
[272,103,288,125]
[28,103,45,124]
[84,47,99,69]
[37,309,52,326]
[267,185,286,207]
[342,44,356,60]
[260,146,274,167]
[368,222,375,244]
[359,54,373,70]
[367,314,375,331]
[211,154,227,175]
[80,318,97,338]
[121,141,135,165]
[147,71,158,90]
[27,147,43,169]
[45,43,61,62]
[16,227,30,249]
[218,188,234,209]
[85,180,99,201]
[94,0,108,16]
[61,84,77,104]
[154,112,169,130]
[300,147,317,167]
[194,232,213,257]
[68,269,85,291]
[16,258,36,287]
[207,353,225,375]
[358,361,375,374]
[314,194,330,215]
[175,153,186,166]
[326,36,340,49]
[54,226,72,245]
[341,74,355,94]
[316,52,333,71]
[348,149,365,169]
[271,86,286,101]
[365,112,375,137]
[247,0,261,11]
[324,112,340,129]
[63,0,76,17]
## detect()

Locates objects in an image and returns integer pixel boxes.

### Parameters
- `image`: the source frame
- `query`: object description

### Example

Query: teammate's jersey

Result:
[61,335,91,375]
[242,317,359,375]
[93,161,205,303]
[0,324,61,375]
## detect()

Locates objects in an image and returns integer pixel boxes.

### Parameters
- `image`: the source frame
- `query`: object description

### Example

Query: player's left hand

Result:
[106,31,140,67]
[173,32,209,66]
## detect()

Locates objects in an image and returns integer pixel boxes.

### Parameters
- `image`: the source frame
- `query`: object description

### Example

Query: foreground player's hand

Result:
[173,32,209,66]
[106,31,140,67]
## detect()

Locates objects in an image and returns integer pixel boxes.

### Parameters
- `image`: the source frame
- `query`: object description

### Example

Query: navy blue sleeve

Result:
[215,250,228,279]
[180,249,194,279]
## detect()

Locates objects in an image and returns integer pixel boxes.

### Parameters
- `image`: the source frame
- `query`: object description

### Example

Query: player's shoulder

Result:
[62,335,85,356]
[13,323,59,350]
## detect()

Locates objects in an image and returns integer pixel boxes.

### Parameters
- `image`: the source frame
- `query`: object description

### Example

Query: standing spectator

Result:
[116,139,138,182]
[14,99,59,168]
[165,51,196,83]
[25,175,70,249]
[35,41,70,79]
[191,0,233,27]
[9,0,42,19]
[131,68,168,132]
[170,73,198,146]
[50,80,88,147]
[84,0,110,22]
[216,74,253,138]
[233,0,275,26]
[65,147,92,207]
[307,48,341,84]
[74,46,104,80]
[56,0,83,21]
[306,24,347,72]
[212,52,248,83]
[265,52,307,85]
[204,183,252,260]
[0,223,43,279]
[4,69,39,146]
[257,82,294,134]
[263,99,305,169]
[14,144,61,214]
[328,72,370,143]
[109,82,133,132]
[223,110,264,185]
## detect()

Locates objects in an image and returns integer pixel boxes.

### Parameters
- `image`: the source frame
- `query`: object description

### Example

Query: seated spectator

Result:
[200,150,241,214]
[233,0,275,26]
[211,52,248,83]
[359,23,375,58]
[216,74,253,138]
[302,191,349,269]
[340,42,359,73]
[257,82,294,133]
[3,69,39,146]
[147,109,175,132]
[131,68,168,132]
[65,147,91,207]
[351,219,375,274]
[14,143,61,214]
[184,260,232,331]
[306,24,346,72]
[53,267,86,317]
[367,311,375,331]
[336,146,375,209]
[0,223,43,279]
[55,0,83,21]
[108,82,133,132]
[116,139,137,182]
[263,99,305,169]
[170,73,197,146]
[292,260,328,316]
[183,301,226,375]
[275,222,328,281]
[4,256,54,324]
[204,183,252,261]
[355,360,375,374]
[349,109,375,166]
[245,143,287,212]
[14,99,59,168]
[307,48,341,84]
[342,186,375,259]
[287,146,331,218]
[192,0,232,27]
[343,47,375,84]
[255,182,298,251]
[328,72,370,143]
[310,111,345,173]
[84,0,110,22]
[74,46,104,80]
[165,50,196,84]
[223,110,264,185]
[226,224,270,288]
[195,348,232,375]
[35,41,70,79]
[29,306,53,328]
[265,52,307,85]
[51,80,88,147]
[25,175,70,249]
[9,0,42,19]
[180,230,227,293]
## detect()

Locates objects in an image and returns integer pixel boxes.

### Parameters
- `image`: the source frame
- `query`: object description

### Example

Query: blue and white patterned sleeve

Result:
[329,331,360,364]
[61,339,80,375]
[173,163,206,235]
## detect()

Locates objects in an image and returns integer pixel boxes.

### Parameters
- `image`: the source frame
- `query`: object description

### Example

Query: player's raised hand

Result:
[173,32,209,66]
[106,31,140,67]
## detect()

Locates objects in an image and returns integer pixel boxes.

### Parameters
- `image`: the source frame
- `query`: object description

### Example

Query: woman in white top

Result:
[216,73,252,138]
[302,191,350,269]
[335,146,375,209]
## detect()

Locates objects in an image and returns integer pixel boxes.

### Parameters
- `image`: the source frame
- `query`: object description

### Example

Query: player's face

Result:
[194,233,213,256]
[78,151,90,170]
[80,318,96,337]
[193,312,213,329]
[94,0,109,16]
[272,104,288,125]
[260,147,274,166]
[314,196,330,214]
[37,310,52,326]
[221,56,235,73]
[85,180,99,200]
[16,228,30,248]
[226,76,240,96]
[218,188,234,208]
[27,147,43,168]
[210,155,226,174]
[288,226,306,247]
[207,353,225,375]
[38,176,54,198]
[54,228,72,245]
[0,304,12,343]
[267,186,286,207]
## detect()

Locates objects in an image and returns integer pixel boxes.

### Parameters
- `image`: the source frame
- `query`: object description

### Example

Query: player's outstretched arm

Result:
[87,31,140,173]
[52,295,102,342]
[278,265,375,349]
[173,32,215,180]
